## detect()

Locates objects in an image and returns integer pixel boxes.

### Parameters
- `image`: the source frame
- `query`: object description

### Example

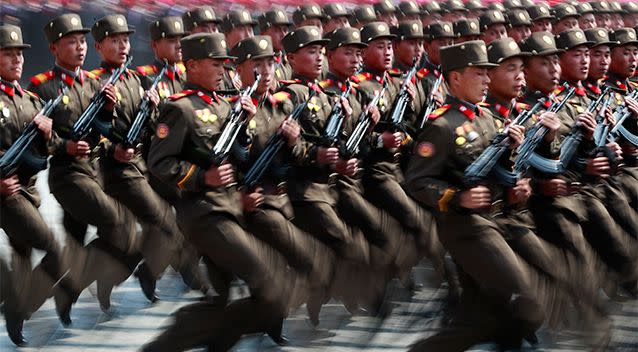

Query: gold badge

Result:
[470,22,477,30]
[598,29,606,38]
[575,31,583,39]
[412,23,418,32]
[576,105,584,113]
[71,17,79,26]
[221,40,227,49]
[156,123,169,139]
[2,107,9,118]
[311,28,319,37]
[455,136,466,145]
[242,11,251,21]
[378,24,387,32]
[62,95,69,105]
[117,17,125,26]
[248,119,257,130]
[205,10,213,19]
[565,6,574,13]
[307,97,320,112]
[494,12,502,20]
[352,31,360,39]
[278,11,286,19]
[175,21,181,31]
[518,12,526,20]
[10,31,18,41]
[540,6,548,14]
[542,35,552,45]
[443,24,451,33]
[509,41,518,50]
[367,7,374,16]
[312,6,320,14]
[259,39,268,49]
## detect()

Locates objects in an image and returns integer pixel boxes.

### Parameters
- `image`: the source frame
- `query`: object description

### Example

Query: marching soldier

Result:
[258,7,292,81]
[464,0,487,20]
[293,4,325,34]
[576,2,597,30]
[323,4,351,34]
[479,9,507,44]
[584,27,613,99]
[590,1,613,30]
[527,4,554,33]
[405,40,543,351]
[419,2,444,27]
[454,18,481,43]
[397,1,422,22]
[441,0,467,23]
[28,13,138,326]
[219,9,256,93]
[182,6,220,34]
[506,8,533,42]
[552,3,580,34]
[0,24,74,346]
[351,4,378,29]
[623,2,638,29]
[374,0,399,27]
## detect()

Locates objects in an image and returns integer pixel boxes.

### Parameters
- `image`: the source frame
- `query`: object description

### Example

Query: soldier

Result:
[419,2,443,27]
[136,15,209,295]
[583,27,613,98]
[609,1,625,30]
[576,2,597,30]
[182,6,219,34]
[464,0,487,20]
[421,22,454,98]
[405,40,543,351]
[623,2,638,28]
[258,7,292,81]
[590,1,613,30]
[454,18,481,43]
[293,4,325,34]
[323,4,351,34]
[0,24,75,346]
[28,13,139,326]
[507,8,533,42]
[144,32,300,351]
[397,1,422,22]
[351,4,378,30]
[89,14,184,309]
[552,3,580,34]
[479,9,507,45]
[374,0,399,27]
[528,4,554,33]
[441,0,467,23]
[219,9,255,93]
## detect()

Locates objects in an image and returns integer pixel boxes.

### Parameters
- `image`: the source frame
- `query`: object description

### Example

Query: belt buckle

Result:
[328,173,338,185]
[490,199,505,216]
[392,152,401,163]
[276,182,287,195]
[568,182,582,194]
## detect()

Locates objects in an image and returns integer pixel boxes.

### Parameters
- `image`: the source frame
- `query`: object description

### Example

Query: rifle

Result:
[340,81,389,159]
[0,84,69,178]
[559,86,613,167]
[605,90,638,147]
[303,78,353,147]
[514,84,576,174]
[122,60,169,147]
[418,73,443,129]
[72,55,133,141]
[241,90,316,189]
[463,98,544,187]
[208,71,261,167]
[379,57,419,133]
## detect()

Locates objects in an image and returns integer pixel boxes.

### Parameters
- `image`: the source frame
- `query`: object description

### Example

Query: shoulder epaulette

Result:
[82,70,99,80]
[224,95,239,103]
[477,102,490,107]
[318,79,333,89]
[351,72,372,83]
[553,85,566,95]
[136,64,158,76]
[90,68,106,77]
[515,102,529,113]
[387,68,402,77]
[416,68,430,79]
[271,91,291,104]
[428,104,451,120]
[168,89,196,101]
[30,71,55,86]
[176,62,186,73]
[278,79,300,85]
[24,89,39,98]
[629,81,638,89]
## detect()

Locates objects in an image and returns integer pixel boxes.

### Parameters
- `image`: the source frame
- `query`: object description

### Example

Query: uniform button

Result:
[206,128,212,135]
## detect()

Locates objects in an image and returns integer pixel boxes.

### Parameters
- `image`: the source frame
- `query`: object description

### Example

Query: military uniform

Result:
[219,10,256,94]
[257,8,293,81]
[182,6,219,33]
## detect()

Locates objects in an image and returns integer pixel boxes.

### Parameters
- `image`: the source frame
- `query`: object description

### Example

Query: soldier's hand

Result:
[341,97,353,119]
[381,131,403,148]
[113,143,135,163]
[240,95,256,120]
[33,113,53,141]
[604,106,616,125]
[103,84,117,111]
[458,186,491,209]
[66,140,91,157]
[586,156,611,178]
[538,178,568,197]
[507,125,525,149]
[205,162,235,187]
[369,106,381,126]
[538,112,560,142]
[146,88,160,108]
[432,90,444,106]
[576,112,596,140]
[280,118,300,147]
[508,178,532,205]
[626,97,638,117]
[405,82,416,100]
[317,147,339,165]
[334,158,358,176]
[0,175,20,196]
[606,142,623,161]
[241,187,264,213]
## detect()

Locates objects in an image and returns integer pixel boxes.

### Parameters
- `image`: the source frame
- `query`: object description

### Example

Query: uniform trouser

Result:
[600,178,638,239]
[413,211,544,351]
[101,158,182,282]
[0,193,68,319]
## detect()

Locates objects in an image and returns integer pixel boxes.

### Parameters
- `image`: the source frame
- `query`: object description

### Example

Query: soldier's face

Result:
[531,19,552,33]
[421,13,442,27]
[394,38,423,67]
[327,45,362,79]
[595,14,612,29]
[238,57,275,94]
[481,24,507,45]
[508,25,532,42]
[191,23,218,34]
[378,13,398,27]
[96,34,130,65]
[324,16,350,34]
[609,44,638,78]
[553,17,579,34]
[560,46,590,82]
[52,33,87,70]
[152,36,182,64]
[488,57,525,100]
[362,38,393,71]
[624,14,638,28]
[288,44,324,79]
[578,13,597,30]
[452,66,490,103]
[188,58,225,91]
[0,48,23,82]
[425,38,454,65]
[263,25,288,52]
[589,45,611,80]
[611,14,624,30]
[226,25,254,49]
[524,54,561,94]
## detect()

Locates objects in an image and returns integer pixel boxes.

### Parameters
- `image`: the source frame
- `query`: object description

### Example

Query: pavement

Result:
[0,170,636,352]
